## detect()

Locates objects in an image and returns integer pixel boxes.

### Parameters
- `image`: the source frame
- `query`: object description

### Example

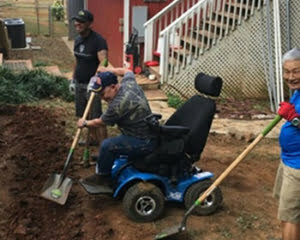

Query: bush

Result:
[0,67,73,104]
[167,93,185,109]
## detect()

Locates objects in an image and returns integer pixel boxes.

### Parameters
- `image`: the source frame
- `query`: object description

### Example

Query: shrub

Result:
[167,93,185,109]
[0,67,73,104]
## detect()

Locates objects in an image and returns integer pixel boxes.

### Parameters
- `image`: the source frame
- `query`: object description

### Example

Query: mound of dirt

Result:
[0,104,281,240]
[0,105,157,240]
[0,105,73,239]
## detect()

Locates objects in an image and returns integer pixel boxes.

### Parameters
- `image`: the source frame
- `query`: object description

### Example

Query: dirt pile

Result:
[0,104,281,240]
[0,105,77,239]
[0,105,157,240]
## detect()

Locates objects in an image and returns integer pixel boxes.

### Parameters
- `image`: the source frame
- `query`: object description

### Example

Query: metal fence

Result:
[0,0,66,36]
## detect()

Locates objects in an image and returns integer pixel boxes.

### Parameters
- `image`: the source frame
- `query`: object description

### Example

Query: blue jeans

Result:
[96,135,157,175]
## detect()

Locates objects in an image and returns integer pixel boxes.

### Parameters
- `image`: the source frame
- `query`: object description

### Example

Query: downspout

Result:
[286,0,293,97]
[124,0,130,67]
[286,0,291,50]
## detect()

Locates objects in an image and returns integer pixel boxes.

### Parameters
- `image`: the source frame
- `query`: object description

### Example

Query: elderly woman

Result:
[274,47,300,240]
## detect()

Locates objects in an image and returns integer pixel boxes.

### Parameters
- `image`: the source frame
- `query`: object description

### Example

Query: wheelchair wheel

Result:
[184,179,222,215]
[122,182,164,222]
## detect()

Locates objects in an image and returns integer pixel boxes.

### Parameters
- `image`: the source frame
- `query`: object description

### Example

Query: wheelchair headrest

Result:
[195,73,223,97]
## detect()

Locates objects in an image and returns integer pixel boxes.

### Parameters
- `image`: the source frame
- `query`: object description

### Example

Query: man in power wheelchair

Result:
[79,70,223,222]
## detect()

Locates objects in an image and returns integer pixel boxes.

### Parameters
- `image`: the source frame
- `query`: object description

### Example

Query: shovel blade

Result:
[40,173,73,205]
[154,225,184,240]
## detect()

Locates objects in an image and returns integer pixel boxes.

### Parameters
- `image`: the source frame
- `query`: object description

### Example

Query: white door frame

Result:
[123,0,130,66]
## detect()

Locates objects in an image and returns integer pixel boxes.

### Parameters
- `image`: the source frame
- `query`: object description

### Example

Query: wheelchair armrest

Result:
[144,113,162,123]
[144,113,162,134]
[160,125,190,138]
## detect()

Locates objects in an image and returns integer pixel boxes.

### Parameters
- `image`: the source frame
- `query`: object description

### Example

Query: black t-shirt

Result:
[74,30,108,84]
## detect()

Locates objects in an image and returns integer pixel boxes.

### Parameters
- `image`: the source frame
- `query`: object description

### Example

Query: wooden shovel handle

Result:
[71,92,96,150]
[196,115,282,205]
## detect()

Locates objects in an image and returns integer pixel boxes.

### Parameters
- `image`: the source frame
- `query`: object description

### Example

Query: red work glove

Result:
[278,102,300,121]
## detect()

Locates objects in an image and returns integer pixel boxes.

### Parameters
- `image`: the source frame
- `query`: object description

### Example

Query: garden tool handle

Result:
[71,91,96,149]
[195,115,282,205]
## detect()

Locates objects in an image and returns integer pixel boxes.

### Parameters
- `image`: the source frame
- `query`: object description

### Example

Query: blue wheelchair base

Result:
[80,158,214,203]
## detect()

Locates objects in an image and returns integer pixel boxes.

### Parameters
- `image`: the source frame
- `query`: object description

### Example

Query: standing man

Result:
[274,47,300,240]
[72,9,108,146]
[77,67,157,187]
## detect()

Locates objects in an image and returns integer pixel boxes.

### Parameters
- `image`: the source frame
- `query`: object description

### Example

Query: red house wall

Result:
[87,0,124,67]
[87,0,173,67]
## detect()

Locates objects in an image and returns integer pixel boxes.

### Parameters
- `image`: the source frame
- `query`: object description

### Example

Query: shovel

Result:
[82,112,91,168]
[40,91,96,205]
[154,115,282,239]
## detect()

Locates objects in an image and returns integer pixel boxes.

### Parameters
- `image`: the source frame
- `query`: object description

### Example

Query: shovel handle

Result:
[60,92,96,181]
[195,115,282,205]
[71,92,96,149]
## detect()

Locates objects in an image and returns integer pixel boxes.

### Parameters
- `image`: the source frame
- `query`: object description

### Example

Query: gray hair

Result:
[282,47,300,64]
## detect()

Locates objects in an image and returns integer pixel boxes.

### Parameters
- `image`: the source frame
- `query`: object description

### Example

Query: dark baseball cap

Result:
[72,9,93,23]
[93,72,118,92]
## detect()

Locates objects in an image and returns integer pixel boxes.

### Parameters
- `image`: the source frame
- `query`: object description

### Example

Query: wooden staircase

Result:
[147,0,264,79]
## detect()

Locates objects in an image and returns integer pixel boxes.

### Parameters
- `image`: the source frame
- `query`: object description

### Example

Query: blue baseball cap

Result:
[92,72,118,92]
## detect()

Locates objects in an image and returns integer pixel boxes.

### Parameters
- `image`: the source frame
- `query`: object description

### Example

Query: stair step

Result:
[182,37,207,50]
[38,65,62,76]
[63,71,73,80]
[191,29,216,44]
[136,74,159,90]
[214,11,240,21]
[225,2,253,16]
[173,48,191,56]
[192,29,214,38]
[3,59,33,71]
[148,65,161,82]
[145,89,168,101]
[200,20,229,33]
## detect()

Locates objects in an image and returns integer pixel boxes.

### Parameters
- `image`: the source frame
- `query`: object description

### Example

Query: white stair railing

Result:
[144,0,201,62]
[156,0,267,84]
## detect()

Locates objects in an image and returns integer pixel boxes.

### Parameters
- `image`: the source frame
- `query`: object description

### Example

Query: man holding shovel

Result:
[77,67,157,187]
[71,9,108,149]
[274,47,300,240]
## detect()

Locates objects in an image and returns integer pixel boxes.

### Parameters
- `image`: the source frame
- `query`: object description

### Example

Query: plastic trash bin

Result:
[4,18,26,48]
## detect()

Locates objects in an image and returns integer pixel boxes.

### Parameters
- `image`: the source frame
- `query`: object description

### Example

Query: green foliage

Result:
[0,67,73,104]
[51,0,64,21]
[167,93,185,109]
[33,60,48,67]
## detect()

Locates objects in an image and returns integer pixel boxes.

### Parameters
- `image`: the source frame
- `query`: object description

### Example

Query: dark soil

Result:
[216,98,273,120]
[0,104,281,240]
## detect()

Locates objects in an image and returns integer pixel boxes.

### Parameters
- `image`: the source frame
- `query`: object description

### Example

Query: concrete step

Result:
[148,66,161,82]
[136,74,159,90]
[149,100,175,122]
[63,71,73,80]
[145,89,168,101]
[3,59,33,71]
[37,65,62,76]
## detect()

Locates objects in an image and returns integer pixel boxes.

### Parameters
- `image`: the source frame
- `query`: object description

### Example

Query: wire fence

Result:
[0,0,67,37]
